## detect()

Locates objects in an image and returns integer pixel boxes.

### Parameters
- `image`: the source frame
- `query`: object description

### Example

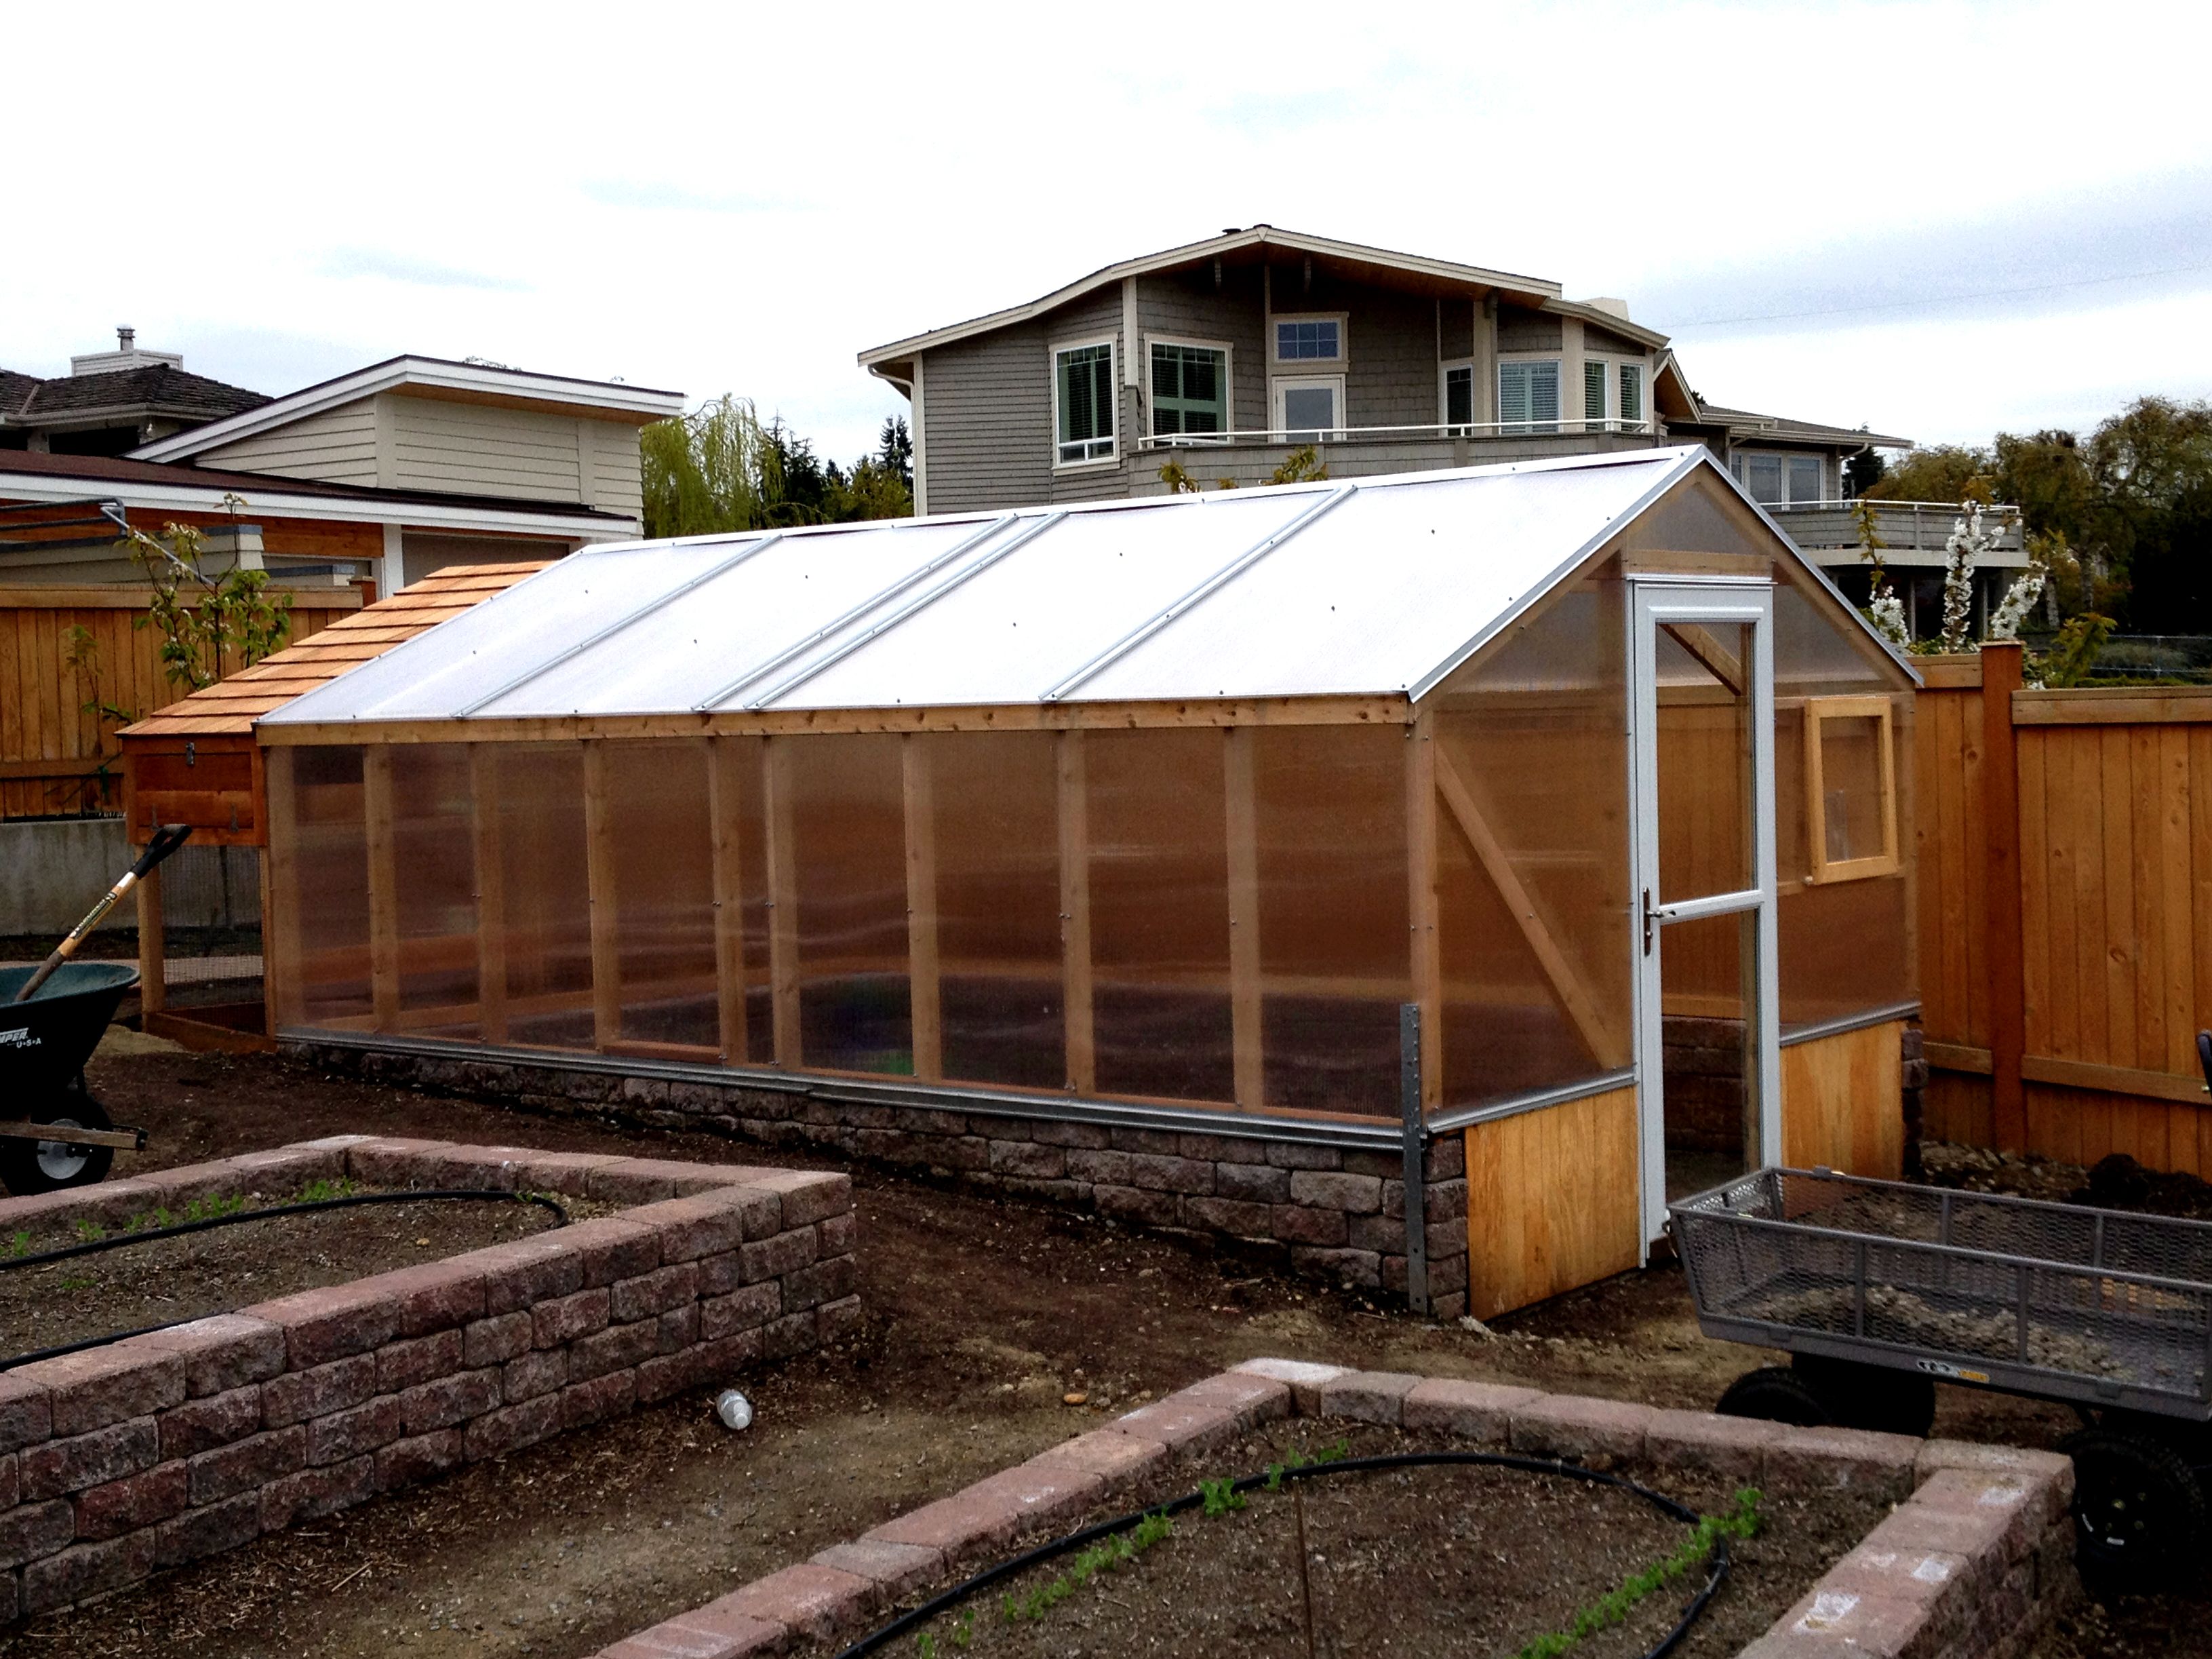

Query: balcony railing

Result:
[1139,417,1659,450]
[1764,499,2025,562]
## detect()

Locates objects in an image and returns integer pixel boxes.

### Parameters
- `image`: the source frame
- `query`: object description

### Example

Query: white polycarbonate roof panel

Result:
[770,489,1313,710]
[1073,460,1678,702]
[265,448,1726,726]
[472,518,1005,717]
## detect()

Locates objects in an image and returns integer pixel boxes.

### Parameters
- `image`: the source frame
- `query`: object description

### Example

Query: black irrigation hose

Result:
[831,1449,1733,1659]
[0,1189,568,1375]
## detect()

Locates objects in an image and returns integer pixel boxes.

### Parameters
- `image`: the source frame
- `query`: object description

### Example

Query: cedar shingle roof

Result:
[1,364,268,427]
[120,562,549,738]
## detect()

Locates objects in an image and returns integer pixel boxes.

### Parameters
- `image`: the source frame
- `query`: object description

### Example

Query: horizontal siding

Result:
[389,396,586,503]
[590,425,645,523]
[920,321,1054,513]
[197,399,379,485]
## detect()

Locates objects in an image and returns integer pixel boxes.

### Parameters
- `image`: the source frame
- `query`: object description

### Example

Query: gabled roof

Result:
[0,364,268,429]
[131,355,688,464]
[121,563,550,738]
[858,225,1670,368]
[1682,402,1912,451]
[263,446,1907,730]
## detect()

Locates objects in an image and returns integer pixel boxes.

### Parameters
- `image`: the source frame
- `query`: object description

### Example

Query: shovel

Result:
[13,824,193,1002]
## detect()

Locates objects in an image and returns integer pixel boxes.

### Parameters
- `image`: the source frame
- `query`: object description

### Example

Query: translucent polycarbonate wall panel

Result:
[287,745,371,1026]
[1253,724,1408,1116]
[1659,908,1758,1198]
[926,733,1065,1091]
[604,741,717,1051]
[496,743,595,1050]
[1612,471,1769,566]
[1653,623,1754,904]
[389,745,478,1037]
[1086,728,1233,1103]
[783,734,911,1074]
[1771,569,1916,1031]
[713,736,776,1064]
[1427,569,1633,1107]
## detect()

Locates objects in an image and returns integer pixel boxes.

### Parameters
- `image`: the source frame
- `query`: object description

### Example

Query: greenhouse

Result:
[236,446,1917,1316]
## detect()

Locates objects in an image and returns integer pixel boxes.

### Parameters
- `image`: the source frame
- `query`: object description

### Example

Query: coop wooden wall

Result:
[0,588,356,819]
[1917,652,2212,1175]
[1781,1019,1906,1178]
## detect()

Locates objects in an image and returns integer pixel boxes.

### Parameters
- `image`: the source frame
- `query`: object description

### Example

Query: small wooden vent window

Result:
[1802,695,1898,884]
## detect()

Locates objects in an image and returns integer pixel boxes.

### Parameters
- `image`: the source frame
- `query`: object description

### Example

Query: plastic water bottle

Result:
[715,1389,754,1431]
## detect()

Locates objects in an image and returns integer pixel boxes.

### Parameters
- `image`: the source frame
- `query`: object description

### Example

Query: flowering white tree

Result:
[1986,558,2047,642]
[1939,501,2000,652]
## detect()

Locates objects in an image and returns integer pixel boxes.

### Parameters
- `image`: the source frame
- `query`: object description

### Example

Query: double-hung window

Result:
[1150,340,1229,439]
[1617,362,1643,427]
[1583,360,1608,429]
[1442,362,1474,435]
[1054,340,1116,465]
[1499,359,1560,435]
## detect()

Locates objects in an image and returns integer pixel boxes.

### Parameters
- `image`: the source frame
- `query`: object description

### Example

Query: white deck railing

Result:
[1138,418,1658,450]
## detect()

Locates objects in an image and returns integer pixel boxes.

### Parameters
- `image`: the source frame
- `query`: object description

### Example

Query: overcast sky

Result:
[7,1,2208,461]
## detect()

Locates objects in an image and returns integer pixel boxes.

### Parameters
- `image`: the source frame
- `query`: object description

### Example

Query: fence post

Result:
[1981,641,2027,1150]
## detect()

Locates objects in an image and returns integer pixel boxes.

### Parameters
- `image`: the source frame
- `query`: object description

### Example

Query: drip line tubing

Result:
[831,1449,1731,1659]
[0,1188,568,1373]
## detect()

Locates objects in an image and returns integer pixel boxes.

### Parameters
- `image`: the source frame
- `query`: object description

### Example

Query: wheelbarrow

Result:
[0,825,190,1196]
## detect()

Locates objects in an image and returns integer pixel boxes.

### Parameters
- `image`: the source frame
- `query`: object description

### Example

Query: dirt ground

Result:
[0,1040,2200,1658]
[797,1420,1880,1659]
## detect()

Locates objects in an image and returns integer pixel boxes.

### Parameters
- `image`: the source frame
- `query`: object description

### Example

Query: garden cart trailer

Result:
[1671,1165,2212,1586]
[0,825,188,1194]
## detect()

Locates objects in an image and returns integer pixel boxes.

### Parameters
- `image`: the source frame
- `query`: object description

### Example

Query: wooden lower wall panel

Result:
[1463,1084,1638,1321]
[1921,1070,1994,1150]
[1921,1068,2212,1179]
[1779,1020,1905,1179]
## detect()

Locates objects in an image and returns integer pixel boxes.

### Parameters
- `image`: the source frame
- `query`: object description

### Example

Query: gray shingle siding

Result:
[1343,286,1439,431]
[1136,267,1269,435]
[918,323,1053,513]
[1582,322,1647,357]
[1497,307,1563,352]
[1438,300,1476,362]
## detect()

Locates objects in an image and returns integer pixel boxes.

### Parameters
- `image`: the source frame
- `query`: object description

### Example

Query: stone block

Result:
[0,1371,52,1454]
[1644,1408,1785,1483]
[73,1460,190,1540]
[571,1318,663,1383]
[1271,1204,1348,1247]
[370,1259,488,1338]
[464,1394,564,1462]
[989,1140,1067,1179]
[1915,1440,2074,1521]
[19,1416,158,1502]
[1094,1184,1179,1228]
[629,1191,749,1263]
[262,1352,377,1428]
[1509,1394,1654,1463]
[1029,1426,1170,1490]
[158,1386,264,1461]
[1215,1163,1292,1204]
[16,1345,186,1436]
[189,1426,307,1506]
[376,1428,466,1490]
[612,1262,700,1323]
[1124,1153,1213,1194]
[534,1287,613,1348]
[1180,1195,1274,1236]
[308,1397,405,1466]
[761,1310,818,1361]
[1288,1170,1383,1214]
[702,1284,783,1340]
[707,1561,877,1641]
[1402,1378,1543,1443]
[153,1489,263,1569]
[0,1497,73,1569]
[398,1369,502,1436]
[130,1314,288,1397]
[470,1231,587,1315]
[259,1453,375,1531]
[1290,1245,1380,1289]
[243,1279,403,1368]
[739,1227,816,1283]
[1764,1424,1921,1504]
[563,1216,667,1287]
[377,1329,465,1394]
[1232,1357,1351,1415]
[560,1369,639,1430]
[505,1348,568,1404]
[819,1296,865,1343]
[741,1169,851,1228]
[811,1538,943,1600]
[782,1255,856,1312]
[20,1530,157,1616]
[1317,1370,1423,1426]
[464,1311,536,1367]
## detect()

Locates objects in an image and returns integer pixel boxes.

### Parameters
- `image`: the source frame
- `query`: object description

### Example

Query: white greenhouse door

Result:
[1627,578,1781,1250]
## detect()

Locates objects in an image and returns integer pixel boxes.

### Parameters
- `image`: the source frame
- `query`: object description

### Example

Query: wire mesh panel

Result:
[1672,1169,2212,1415]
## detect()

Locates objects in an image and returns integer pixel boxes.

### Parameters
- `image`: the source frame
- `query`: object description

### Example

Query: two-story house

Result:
[860,225,2023,628]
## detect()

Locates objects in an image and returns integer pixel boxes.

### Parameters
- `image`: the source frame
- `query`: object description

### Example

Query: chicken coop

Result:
[137,447,1918,1318]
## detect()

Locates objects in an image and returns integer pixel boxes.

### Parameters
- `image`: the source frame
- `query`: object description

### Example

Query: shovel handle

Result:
[12,825,193,1002]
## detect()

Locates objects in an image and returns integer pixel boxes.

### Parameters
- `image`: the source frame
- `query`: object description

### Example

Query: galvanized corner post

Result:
[1399,1002,1429,1317]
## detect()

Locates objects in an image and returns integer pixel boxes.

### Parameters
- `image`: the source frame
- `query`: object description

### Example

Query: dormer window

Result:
[1054,339,1116,465]
[1272,316,1344,364]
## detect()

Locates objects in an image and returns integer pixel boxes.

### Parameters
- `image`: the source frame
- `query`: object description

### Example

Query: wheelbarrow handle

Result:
[12,825,193,1003]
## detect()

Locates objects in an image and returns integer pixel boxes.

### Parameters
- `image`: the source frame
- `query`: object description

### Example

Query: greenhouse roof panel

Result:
[263,448,1720,724]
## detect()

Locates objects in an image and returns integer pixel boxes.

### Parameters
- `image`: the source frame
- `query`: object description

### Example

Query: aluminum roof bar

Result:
[690,513,1017,714]
[1039,484,1357,703]
[452,532,785,718]
[738,511,1069,711]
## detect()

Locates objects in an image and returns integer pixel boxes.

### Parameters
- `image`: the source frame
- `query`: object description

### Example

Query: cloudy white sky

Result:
[7,1,2209,461]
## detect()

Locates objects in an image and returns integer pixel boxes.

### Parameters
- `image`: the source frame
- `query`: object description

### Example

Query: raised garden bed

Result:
[0,1136,858,1623]
[600,1361,2082,1659]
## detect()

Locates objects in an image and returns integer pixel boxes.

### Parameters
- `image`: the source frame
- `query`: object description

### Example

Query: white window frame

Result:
[1271,375,1346,442]
[1050,334,1119,469]
[1144,334,1234,443]
[1733,450,1825,507]
[1497,355,1562,435]
[1439,358,1475,435]
[1581,357,1611,431]
[1269,312,1349,367]
[1617,359,1644,428]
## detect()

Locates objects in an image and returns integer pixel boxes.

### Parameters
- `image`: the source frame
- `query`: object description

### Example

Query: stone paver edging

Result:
[0,1137,856,1622]
[595,1359,2078,1659]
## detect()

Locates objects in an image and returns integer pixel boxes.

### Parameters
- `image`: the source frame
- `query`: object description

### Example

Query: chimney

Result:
[118,326,136,351]
[71,328,184,377]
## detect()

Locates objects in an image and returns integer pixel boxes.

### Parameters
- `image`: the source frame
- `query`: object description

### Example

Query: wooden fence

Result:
[0,586,359,820]
[1916,642,2212,1174]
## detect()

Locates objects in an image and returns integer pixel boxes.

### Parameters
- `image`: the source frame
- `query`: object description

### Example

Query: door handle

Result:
[1642,888,1655,956]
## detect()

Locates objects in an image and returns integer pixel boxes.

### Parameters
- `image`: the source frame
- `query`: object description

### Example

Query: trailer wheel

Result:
[0,1095,115,1196]
[2063,1425,2206,1588]
[1716,1366,1832,1427]
[1792,1354,1937,1438]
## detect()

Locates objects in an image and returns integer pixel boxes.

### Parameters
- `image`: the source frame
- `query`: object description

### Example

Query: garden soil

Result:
[0,1039,2200,1658]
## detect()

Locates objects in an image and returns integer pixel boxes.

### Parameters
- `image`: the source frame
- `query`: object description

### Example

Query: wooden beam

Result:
[363,747,399,1030]
[255,694,1417,748]
[903,735,942,1082]
[262,745,300,1032]
[707,737,749,1066]
[469,745,508,1044]
[2023,1052,2210,1108]
[1225,726,1265,1110]
[1981,642,2028,1150]
[135,857,166,1018]
[1660,623,1745,696]
[581,741,620,1051]
[1406,716,1442,1114]
[1434,743,1622,1068]
[1057,730,1095,1094]
[764,738,802,1067]
[2012,687,2212,726]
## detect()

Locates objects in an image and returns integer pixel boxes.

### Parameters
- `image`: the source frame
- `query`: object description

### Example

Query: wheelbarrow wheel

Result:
[0,1091,116,1196]
[2063,1424,2206,1589]
[1716,1365,1832,1427]
[1792,1353,1937,1438]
